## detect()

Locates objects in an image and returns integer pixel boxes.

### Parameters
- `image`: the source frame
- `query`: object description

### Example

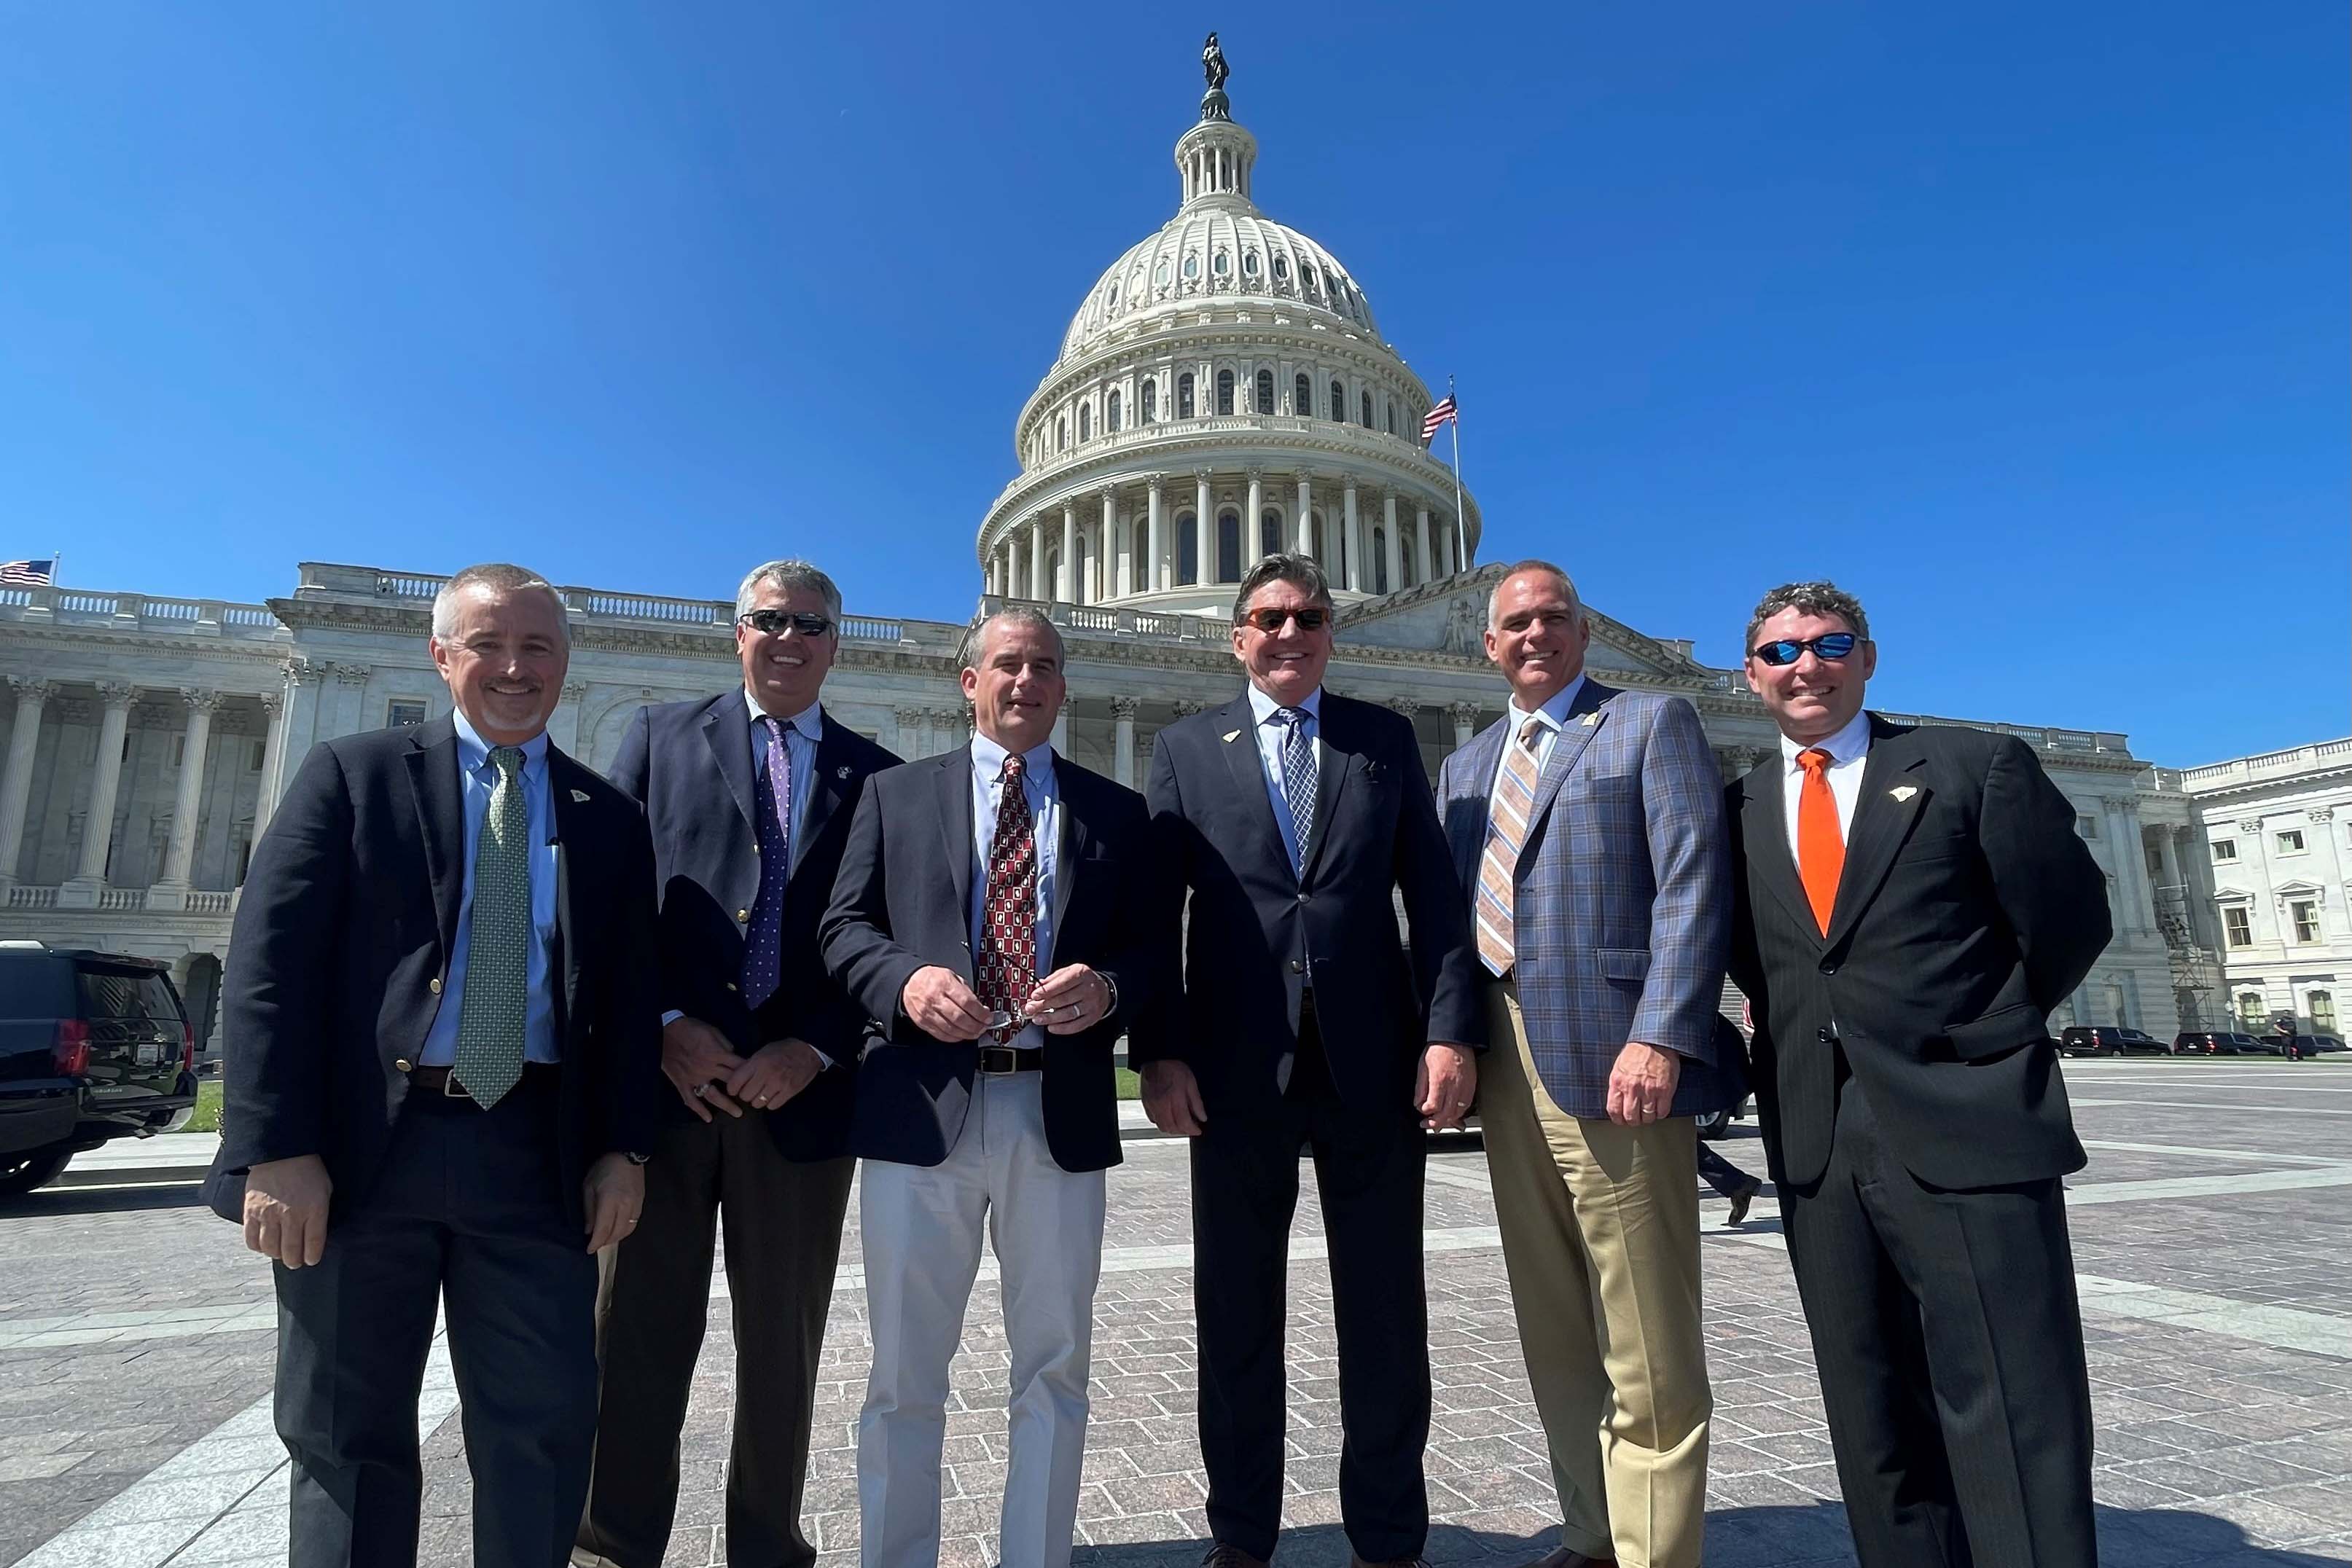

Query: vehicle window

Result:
[76,968,183,1027]
[0,960,74,1017]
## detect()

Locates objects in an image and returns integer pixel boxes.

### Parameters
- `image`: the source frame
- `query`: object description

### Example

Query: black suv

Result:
[0,944,199,1195]
[2059,1026,2168,1057]
[2173,1030,2265,1056]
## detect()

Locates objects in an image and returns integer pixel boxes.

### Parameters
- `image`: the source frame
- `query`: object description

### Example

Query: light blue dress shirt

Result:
[419,709,560,1067]
[743,689,822,872]
[1246,683,1322,876]
[967,732,1060,1051]
[1486,673,1589,804]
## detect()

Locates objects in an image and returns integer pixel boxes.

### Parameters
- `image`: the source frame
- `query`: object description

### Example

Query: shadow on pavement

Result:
[1071,1502,2348,1566]
[0,1182,208,1218]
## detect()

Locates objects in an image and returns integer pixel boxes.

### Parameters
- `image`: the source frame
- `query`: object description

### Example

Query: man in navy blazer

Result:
[1434,562,1735,1568]
[1134,552,1481,1568]
[821,608,1165,1568]
[579,560,900,1568]
[208,563,660,1568]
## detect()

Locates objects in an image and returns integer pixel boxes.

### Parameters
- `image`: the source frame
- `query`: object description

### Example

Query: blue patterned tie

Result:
[1273,707,1317,876]
[741,717,793,1008]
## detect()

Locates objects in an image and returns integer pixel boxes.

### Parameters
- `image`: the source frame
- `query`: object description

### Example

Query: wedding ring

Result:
[692,1083,708,1099]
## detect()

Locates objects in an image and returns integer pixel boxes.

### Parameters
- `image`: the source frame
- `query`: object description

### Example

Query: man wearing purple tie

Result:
[579,561,900,1568]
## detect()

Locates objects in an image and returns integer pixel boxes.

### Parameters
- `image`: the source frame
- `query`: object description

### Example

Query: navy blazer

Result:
[1133,688,1482,1114]
[1727,716,2110,1190]
[606,694,899,1159]
[819,747,1167,1175]
[205,716,663,1226]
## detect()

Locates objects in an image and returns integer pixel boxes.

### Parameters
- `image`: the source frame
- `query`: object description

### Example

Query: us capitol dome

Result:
[976,52,1482,615]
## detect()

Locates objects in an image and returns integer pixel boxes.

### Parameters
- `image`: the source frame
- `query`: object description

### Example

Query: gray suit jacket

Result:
[1436,678,1741,1119]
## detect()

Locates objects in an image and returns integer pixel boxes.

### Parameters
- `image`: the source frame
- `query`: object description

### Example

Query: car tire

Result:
[1696,1107,1733,1141]
[0,1147,74,1198]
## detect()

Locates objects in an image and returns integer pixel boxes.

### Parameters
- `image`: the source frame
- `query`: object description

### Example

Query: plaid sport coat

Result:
[1435,678,1743,1120]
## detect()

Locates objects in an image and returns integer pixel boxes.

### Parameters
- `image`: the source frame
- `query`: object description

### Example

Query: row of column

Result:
[985,470,1466,605]
[0,677,287,904]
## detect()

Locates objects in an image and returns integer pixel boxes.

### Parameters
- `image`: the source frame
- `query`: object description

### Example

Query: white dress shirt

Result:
[1487,674,1588,804]
[968,731,1061,1050]
[743,688,823,864]
[1778,708,1872,857]
[419,709,560,1067]
[1245,683,1321,874]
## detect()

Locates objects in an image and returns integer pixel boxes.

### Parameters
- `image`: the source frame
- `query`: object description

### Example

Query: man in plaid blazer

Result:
[1434,561,1740,1568]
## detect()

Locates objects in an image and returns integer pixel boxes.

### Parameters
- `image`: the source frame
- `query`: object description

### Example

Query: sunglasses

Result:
[738,609,835,638]
[1242,607,1331,633]
[1751,632,1859,667]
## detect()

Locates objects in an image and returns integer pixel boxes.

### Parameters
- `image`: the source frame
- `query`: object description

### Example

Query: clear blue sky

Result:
[3,4,2342,765]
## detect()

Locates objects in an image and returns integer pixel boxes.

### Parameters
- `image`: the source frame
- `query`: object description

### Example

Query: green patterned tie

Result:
[452,745,529,1108]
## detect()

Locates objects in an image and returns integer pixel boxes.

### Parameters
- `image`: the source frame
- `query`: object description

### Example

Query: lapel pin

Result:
[836,764,853,780]
[1891,785,1918,802]
[1222,729,1242,743]
[1581,712,1601,726]
[569,788,591,803]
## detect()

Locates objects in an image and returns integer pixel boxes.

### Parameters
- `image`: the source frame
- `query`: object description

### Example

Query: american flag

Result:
[1421,395,1458,443]
[0,559,54,586]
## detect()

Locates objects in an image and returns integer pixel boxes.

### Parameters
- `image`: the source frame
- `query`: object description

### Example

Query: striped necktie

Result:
[1475,716,1546,977]
[453,745,530,1108]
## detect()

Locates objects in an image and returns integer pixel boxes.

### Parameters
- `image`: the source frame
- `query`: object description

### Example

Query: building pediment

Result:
[1334,564,1714,683]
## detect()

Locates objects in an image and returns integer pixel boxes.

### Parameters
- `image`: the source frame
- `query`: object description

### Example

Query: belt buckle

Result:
[441,1070,471,1101]
[977,1043,1017,1076]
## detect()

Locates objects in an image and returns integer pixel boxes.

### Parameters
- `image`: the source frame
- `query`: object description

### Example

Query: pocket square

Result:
[569,788,592,803]
[1891,785,1918,802]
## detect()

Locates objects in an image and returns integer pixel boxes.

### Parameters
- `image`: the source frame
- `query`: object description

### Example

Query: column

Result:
[1029,517,1048,601]
[1296,474,1315,558]
[2152,825,2187,942]
[2104,796,2149,933]
[1439,516,1457,576]
[1245,469,1263,562]
[0,678,55,887]
[1415,505,1434,587]
[251,692,289,844]
[1342,484,1361,591]
[894,706,924,758]
[1194,470,1212,587]
[152,689,222,902]
[1451,702,1480,750]
[1099,487,1117,603]
[62,682,137,902]
[1383,493,1403,595]
[1060,503,1077,603]
[1111,697,1139,789]
[1146,478,1165,594]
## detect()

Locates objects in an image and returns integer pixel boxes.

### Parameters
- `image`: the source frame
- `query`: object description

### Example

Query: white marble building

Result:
[2171,740,2352,1035]
[0,64,2200,1051]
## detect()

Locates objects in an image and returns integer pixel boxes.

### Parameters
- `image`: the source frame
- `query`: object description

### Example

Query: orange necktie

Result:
[1796,748,1843,935]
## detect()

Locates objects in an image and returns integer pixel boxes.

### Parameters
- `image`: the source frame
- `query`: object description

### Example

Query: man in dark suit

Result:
[1725,580,2110,1568]
[821,608,1165,1568]
[578,560,899,1568]
[208,562,660,1568]
[1136,553,1482,1568]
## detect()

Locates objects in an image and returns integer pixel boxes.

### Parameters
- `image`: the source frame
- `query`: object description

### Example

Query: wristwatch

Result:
[625,1150,652,1167]
[1097,971,1120,1017]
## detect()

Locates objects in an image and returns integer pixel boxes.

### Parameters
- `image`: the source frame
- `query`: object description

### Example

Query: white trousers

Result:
[857,1072,1106,1568]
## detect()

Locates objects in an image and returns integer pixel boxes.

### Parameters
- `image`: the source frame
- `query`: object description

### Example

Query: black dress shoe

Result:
[1725,1177,1762,1227]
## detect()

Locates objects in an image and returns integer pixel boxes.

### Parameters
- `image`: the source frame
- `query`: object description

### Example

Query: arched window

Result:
[1243,250,1260,278]
[1055,418,1066,452]
[1260,509,1283,557]
[1078,402,1092,442]
[1216,370,1235,415]
[1141,378,1157,423]
[1182,252,1200,280]
[1178,373,1195,419]
[1373,528,1388,594]
[1256,369,1275,414]
[1294,373,1311,417]
[1217,511,1242,583]
[1213,250,1230,277]
[1177,514,1199,585]
[2313,990,2338,1033]
[1329,380,1345,421]
[1273,254,1290,283]
[1385,404,1396,436]
[1107,389,1122,432]
[1360,391,1374,429]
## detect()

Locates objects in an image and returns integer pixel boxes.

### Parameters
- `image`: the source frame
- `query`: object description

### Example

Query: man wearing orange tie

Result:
[1724,581,2111,1568]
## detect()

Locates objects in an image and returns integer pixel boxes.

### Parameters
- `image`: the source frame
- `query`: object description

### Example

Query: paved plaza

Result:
[6,1058,2352,1568]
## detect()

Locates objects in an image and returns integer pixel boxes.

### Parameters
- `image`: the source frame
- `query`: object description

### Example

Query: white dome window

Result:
[1154,258,1171,288]
[1213,250,1230,276]
[1183,252,1200,280]
[1273,254,1289,283]
[1302,264,1321,297]
[1243,250,1260,277]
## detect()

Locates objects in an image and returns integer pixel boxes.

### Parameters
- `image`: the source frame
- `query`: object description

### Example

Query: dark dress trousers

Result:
[819,747,1166,1175]
[1727,716,2111,1568]
[205,716,660,1568]
[579,695,899,1568]
[1133,689,1481,1565]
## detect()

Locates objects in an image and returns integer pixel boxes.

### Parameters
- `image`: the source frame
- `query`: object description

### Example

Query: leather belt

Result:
[406,1062,560,1100]
[975,1043,1045,1076]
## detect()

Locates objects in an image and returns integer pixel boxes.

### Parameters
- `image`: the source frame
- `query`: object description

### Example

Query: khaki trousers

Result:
[1480,981,1711,1568]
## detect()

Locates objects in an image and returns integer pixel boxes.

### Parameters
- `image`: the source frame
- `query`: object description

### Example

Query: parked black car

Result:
[0,944,198,1196]
[2173,1030,2266,1056]
[2290,1034,2348,1054]
[2059,1025,2169,1057]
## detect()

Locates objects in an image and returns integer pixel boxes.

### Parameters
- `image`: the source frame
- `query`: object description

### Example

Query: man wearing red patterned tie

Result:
[1724,581,2111,1568]
[821,608,1168,1568]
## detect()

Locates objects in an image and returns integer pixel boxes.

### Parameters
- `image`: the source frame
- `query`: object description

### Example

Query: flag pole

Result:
[1447,375,1467,571]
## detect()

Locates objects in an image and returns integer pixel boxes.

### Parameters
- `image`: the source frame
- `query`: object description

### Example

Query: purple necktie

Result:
[741,716,793,1008]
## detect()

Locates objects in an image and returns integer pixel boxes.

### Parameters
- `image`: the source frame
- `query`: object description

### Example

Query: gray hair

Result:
[1232,552,1334,625]
[1743,580,1870,653]
[735,559,844,622]
[959,606,1066,672]
[431,563,567,643]
[1488,559,1584,629]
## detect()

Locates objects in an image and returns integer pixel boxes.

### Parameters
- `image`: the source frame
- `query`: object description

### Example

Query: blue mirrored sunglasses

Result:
[1752,632,1859,667]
